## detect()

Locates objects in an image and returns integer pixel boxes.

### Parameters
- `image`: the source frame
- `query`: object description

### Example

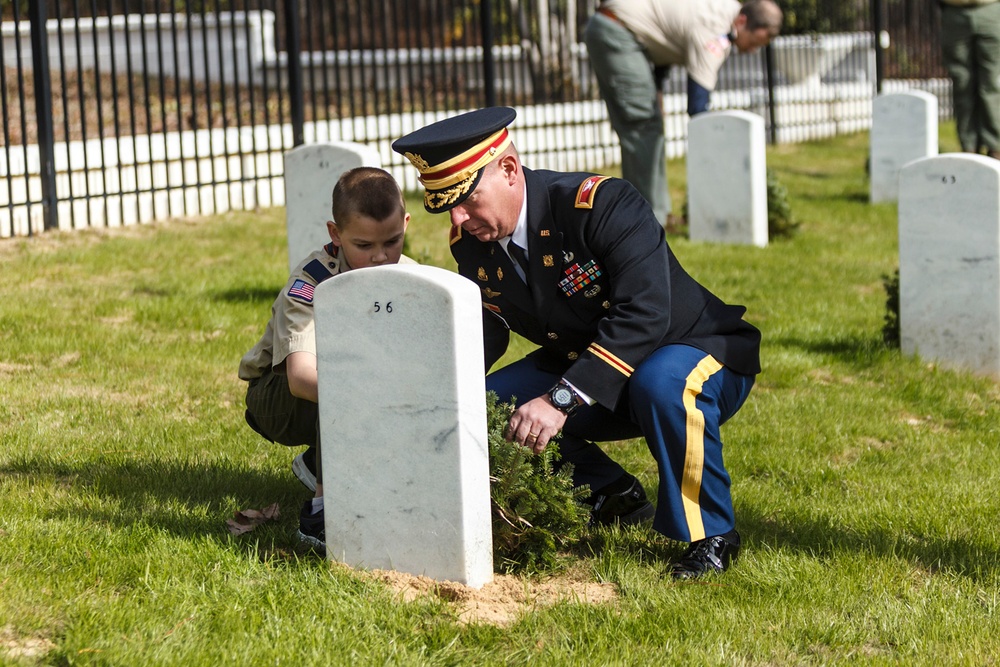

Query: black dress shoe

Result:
[588,474,655,527]
[669,530,741,580]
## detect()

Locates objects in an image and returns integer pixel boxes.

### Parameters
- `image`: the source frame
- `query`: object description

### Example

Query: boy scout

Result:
[239,167,416,553]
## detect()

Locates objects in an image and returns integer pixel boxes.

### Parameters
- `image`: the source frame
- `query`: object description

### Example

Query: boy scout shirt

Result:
[238,245,417,381]
[449,169,761,412]
[602,0,741,90]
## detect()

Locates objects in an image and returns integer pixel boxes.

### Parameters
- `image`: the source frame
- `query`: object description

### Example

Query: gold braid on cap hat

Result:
[404,128,512,210]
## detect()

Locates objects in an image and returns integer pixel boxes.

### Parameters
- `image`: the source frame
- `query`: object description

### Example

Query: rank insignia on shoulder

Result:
[575,175,610,209]
[449,226,462,245]
[287,279,316,303]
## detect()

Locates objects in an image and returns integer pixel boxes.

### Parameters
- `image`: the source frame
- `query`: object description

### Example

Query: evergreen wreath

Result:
[486,392,591,574]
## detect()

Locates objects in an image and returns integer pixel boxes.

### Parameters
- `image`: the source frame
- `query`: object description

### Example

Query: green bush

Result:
[767,168,800,239]
[882,267,900,347]
[486,393,591,575]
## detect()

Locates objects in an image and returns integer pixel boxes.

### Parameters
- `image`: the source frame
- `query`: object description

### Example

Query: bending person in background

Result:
[584,0,782,225]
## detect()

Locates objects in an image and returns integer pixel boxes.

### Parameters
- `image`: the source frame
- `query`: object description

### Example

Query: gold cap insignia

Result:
[403,152,430,172]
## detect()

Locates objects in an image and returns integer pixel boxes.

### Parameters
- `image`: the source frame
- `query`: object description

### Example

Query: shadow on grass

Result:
[772,331,896,368]
[213,285,283,304]
[737,509,998,585]
[0,453,313,558]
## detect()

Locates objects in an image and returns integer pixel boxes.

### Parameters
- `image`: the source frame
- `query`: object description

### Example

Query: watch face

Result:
[552,386,574,408]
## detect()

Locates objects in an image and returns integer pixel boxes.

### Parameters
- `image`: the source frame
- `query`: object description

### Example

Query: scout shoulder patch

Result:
[575,175,611,209]
[302,259,333,284]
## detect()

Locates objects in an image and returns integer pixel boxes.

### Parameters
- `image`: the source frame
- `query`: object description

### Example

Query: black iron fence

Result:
[2,0,951,237]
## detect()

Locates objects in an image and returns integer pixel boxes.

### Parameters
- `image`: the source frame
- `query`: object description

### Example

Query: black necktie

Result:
[508,241,529,276]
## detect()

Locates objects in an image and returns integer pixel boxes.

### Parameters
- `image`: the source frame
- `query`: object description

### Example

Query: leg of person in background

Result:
[585,12,671,223]
[942,5,979,154]
[970,3,1000,159]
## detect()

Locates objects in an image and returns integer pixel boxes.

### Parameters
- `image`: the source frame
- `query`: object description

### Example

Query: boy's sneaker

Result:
[297,500,325,556]
[292,447,317,492]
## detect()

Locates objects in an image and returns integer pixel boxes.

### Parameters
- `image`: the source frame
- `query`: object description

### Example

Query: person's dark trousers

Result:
[941,2,1000,154]
[487,344,754,542]
[245,368,322,484]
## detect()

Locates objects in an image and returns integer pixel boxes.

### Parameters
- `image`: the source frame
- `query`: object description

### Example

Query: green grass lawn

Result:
[3,125,999,665]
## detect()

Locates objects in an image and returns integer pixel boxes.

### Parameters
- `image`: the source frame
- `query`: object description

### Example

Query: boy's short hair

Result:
[331,167,405,225]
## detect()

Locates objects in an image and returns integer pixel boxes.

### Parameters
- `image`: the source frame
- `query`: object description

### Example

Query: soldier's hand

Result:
[506,396,567,454]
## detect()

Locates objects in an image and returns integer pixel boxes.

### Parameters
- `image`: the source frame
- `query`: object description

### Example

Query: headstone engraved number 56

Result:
[373,301,393,313]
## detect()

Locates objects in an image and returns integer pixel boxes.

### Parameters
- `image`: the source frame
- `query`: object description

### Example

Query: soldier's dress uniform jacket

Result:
[453,167,761,543]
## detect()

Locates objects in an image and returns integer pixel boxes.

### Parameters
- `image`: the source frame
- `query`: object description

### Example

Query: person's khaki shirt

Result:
[602,0,741,90]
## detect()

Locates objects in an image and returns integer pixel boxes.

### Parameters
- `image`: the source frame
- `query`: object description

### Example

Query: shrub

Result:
[486,393,591,574]
[882,267,900,347]
[767,168,800,239]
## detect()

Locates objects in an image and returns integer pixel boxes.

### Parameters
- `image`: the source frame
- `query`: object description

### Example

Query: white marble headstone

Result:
[687,111,768,247]
[283,142,381,272]
[314,264,493,588]
[870,91,938,204]
[898,154,1000,377]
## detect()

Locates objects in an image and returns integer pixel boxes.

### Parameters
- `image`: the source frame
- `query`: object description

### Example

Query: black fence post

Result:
[873,0,885,94]
[28,0,58,231]
[284,0,305,146]
[764,43,777,145]
[480,0,497,108]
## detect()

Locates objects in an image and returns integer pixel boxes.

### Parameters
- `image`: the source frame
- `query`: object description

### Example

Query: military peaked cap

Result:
[391,106,517,212]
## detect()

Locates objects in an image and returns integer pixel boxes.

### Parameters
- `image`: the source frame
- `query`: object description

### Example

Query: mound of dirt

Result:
[359,566,619,626]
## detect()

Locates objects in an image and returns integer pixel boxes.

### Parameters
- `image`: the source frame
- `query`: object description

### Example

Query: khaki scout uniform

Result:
[240,244,416,482]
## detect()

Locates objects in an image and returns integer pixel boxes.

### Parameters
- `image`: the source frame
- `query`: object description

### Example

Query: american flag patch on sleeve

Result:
[287,279,315,303]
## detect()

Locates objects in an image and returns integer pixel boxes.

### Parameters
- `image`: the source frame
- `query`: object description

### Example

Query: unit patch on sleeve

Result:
[287,279,316,303]
[575,175,610,209]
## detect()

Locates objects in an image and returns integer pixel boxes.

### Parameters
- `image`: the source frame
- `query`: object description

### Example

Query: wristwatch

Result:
[548,381,580,416]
